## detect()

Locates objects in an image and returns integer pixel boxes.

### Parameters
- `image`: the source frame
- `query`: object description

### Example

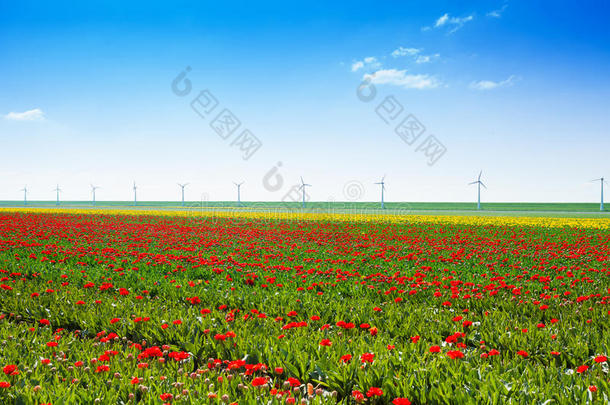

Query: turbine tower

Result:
[233,181,244,207]
[178,183,189,207]
[592,177,607,211]
[54,184,61,206]
[21,186,28,206]
[469,170,487,210]
[91,184,100,206]
[298,177,311,209]
[374,176,386,209]
[133,182,138,206]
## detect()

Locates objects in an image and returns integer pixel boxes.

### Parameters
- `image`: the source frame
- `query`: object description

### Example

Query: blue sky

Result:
[1,1,609,203]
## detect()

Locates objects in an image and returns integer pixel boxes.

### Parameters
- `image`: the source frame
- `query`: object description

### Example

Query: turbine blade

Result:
[480,182,487,189]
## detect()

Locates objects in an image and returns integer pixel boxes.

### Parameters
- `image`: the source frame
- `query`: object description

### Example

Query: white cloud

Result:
[391,46,421,58]
[427,13,474,33]
[363,69,441,89]
[415,53,440,64]
[448,15,474,33]
[487,4,508,18]
[470,75,519,90]
[415,55,431,64]
[4,108,45,121]
[391,47,440,64]
[351,61,364,72]
[351,56,381,72]
[435,13,450,27]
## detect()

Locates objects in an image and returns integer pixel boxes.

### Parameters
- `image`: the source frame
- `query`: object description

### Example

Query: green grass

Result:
[0,200,607,213]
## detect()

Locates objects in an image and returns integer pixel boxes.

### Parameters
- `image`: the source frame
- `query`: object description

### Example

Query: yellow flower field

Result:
[1,207,609,230]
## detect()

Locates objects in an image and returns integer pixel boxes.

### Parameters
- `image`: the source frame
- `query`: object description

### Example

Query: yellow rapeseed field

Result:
[1,207,609,230]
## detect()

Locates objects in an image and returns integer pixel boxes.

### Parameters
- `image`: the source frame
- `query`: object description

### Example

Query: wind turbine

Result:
[53,184,61,206]
[233,181,244,206]
[374,176,386,209]
[133,182,138,206]
[91,184,100,206]
[178,183,189,207]
[298,177,311,209]
[469,170,487,210]
[21,186,28,206]
[591,177,607,211]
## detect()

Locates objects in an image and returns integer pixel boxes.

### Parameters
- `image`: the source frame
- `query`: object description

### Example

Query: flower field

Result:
[0,210,609,404]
